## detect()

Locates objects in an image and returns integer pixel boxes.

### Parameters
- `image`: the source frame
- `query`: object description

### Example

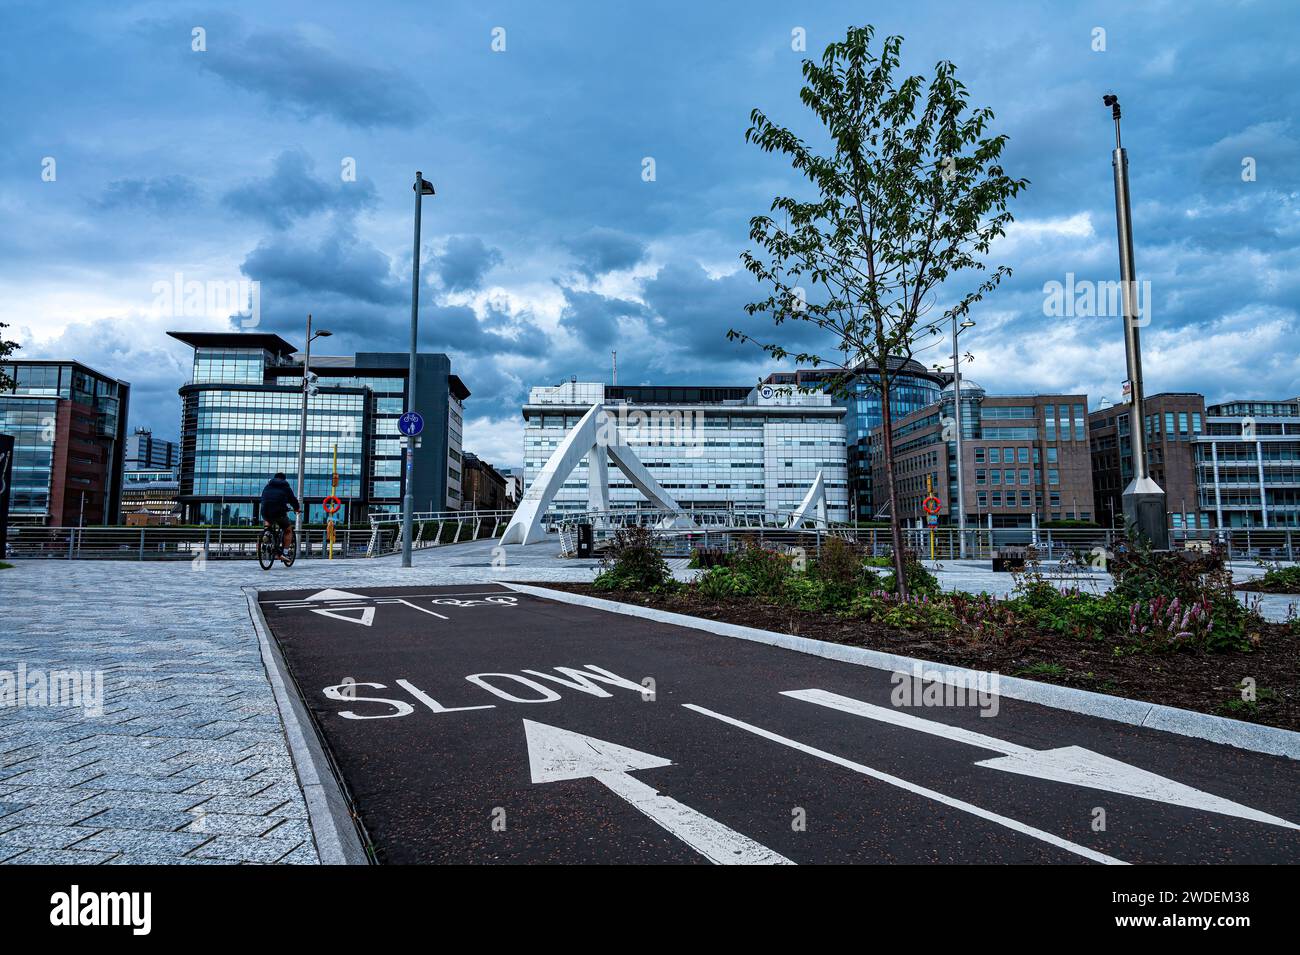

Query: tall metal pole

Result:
[1106,95,1167,548]
[296,313,312,546]
[951,318,967,558]
[402,172,425,568]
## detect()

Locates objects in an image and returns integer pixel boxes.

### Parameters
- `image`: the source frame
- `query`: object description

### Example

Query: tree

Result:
[732,25,1027,597]
[0,322,18,391]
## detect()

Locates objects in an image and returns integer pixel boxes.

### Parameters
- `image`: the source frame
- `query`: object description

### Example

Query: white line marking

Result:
[396,599,448,620]
[524,719,793,865]
[682,704,1127,865]
[784,689,1300,831]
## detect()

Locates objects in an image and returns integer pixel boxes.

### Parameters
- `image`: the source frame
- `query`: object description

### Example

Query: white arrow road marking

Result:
[683,704,1127,865]
[523,719,793,865]
[783,689,1300,832]
[310,606,375,627]
[305,588,367,601]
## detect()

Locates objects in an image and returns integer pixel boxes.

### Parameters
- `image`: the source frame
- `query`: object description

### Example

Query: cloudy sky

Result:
[4,0,1299,468]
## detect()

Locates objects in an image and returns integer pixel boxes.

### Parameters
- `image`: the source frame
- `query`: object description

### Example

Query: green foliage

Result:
[1252,565,1300,594]
[0,321,18,391]
[880,558,940,598]
[695,566,760,600]
[730,543,795,594]
[849,593,958,630]
[593,526,677,593]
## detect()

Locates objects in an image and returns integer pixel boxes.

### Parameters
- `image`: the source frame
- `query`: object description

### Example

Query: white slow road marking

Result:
[784,689,1300,832]
[683,704,1127,866]
[523,719,793,865]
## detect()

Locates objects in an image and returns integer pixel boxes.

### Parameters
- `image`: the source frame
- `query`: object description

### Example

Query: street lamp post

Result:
[296,314,332,552]
[1105,94,1168,548]
[951,317,976,558]
[402,171,436,569]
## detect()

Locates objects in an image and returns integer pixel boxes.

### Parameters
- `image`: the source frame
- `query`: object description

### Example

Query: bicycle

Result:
[257,515,298,570]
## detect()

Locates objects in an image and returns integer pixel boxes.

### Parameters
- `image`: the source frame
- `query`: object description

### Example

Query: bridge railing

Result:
[365,509,517,556]
[1,525,376,561]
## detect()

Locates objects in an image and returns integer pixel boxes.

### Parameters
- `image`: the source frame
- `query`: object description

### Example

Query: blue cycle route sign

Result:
[398,411,424,437]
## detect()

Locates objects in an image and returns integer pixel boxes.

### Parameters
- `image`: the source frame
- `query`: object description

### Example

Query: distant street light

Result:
[1104,94,1168,547]
[403,171,436,568]
[297,315,332,548]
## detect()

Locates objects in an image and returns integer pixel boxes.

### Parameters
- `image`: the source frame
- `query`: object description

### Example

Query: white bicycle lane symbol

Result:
[429,595,519,608]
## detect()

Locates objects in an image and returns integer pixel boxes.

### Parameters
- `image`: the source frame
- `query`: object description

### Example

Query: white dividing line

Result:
[683,704,1127,866]
[524,719,793,865]
[396,599,448,620]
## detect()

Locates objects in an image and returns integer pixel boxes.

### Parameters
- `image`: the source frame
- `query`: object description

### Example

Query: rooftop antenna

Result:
[612,349,617,385]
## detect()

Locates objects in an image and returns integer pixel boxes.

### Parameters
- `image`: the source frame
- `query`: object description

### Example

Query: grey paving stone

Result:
[0,786,99,806]
[180,778,271,797]
[0,847,117,865]
[183,811,281,837]
[80,807,194,832]
[188,834,302,863]
[104,853,239,865]
[261,818,312,843]
[74,773,196,793]
[276,843,320,865]
[0,802,29,817]
[0,804,103,826]
[76,829,212,856]
[0,824,100,850]
[193,794,290,816]
[77,790,209,812]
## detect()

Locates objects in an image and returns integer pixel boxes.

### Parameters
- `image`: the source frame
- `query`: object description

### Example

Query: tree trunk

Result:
[877,356,908,599]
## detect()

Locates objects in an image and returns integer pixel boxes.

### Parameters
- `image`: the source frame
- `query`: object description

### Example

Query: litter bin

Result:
[576,522,594,557]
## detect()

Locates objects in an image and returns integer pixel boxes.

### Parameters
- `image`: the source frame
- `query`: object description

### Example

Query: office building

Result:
[522,380,849,520]
[1195,398,1300,528]
[168,332,468,525]
[870,384,1094,527]
[0,359,130,525]
[1088,394,1207,529]
[124,426,179,472]
[763,358,944,520]
[462,453,510,511]
[120,469,181,525]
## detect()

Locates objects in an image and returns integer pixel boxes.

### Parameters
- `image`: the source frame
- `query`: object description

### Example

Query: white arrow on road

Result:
[784,688,1299,831]
[523,719,793,865]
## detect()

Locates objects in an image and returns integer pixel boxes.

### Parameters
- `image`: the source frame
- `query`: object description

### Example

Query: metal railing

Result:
[364,509,517,557]
[550,507,860,557]
[2,525,376,561]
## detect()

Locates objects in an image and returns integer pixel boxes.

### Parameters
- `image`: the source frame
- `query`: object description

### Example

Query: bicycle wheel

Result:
[281,531,298,568]
[257,528,276,571]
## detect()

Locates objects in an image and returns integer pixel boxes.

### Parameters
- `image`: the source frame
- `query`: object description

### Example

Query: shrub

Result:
[880,556,941,598]
[695,566,759,600]
[593,526,676,592]
[848,592,958,630]
[1125,595,1216,654]
[730,543,794,595]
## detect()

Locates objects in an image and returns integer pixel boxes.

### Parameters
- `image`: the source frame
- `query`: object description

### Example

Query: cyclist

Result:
[259,472,300,562]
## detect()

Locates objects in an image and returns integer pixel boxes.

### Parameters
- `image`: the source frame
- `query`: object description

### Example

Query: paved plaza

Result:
[0,539,1293,864]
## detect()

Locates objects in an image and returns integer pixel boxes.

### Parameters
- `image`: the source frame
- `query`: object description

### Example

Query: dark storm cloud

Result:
[563,228,649,277]
[223,150,377,229]
[435,236,504,292]
[240,227,404,307]
[199,28,425,128]
[557,288,648,350]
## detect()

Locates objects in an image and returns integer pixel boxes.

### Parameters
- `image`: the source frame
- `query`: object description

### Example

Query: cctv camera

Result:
[1102,94,1119,107]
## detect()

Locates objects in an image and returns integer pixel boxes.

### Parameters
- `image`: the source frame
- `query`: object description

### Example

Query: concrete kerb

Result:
[243,586,371,865]
[502,582,1300,761]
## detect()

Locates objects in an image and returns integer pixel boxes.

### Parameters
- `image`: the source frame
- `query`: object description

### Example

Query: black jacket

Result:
[260,477,301,517]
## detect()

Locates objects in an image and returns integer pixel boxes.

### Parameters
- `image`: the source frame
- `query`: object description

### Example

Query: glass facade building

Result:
[0,360,130,525]
[168,332,468,525]
[522,381,849,521]
[763,358,944,520]
[1195,398,1300,528]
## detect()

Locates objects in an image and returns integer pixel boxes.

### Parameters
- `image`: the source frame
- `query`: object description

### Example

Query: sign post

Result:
[922,477,943,563]
[398,411,425,566]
